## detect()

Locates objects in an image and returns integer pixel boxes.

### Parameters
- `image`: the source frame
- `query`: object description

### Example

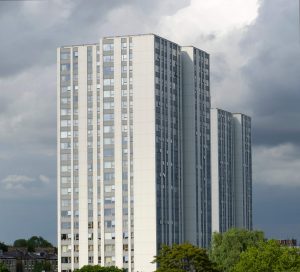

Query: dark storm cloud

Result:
[253,182,300,241]
[240,0,300,146]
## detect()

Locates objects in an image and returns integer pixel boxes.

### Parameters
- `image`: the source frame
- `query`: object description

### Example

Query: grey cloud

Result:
[0,0,191,244]
[0,173,54,200]
[0,198,56,245]
[239,0,300,146]
[0,0,191,78]
[253,144,300,187]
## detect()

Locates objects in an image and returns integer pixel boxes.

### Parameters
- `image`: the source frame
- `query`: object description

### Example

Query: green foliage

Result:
[13,239,28,248]
[153,243,219,272]
[0,263,9,272]
[209,228,264,272]
[27,236,53,251]
[232,240,300,272]
[0,242,8,252]
[74,265,125,272]
[33,261,52,272]
[13,236,53,252]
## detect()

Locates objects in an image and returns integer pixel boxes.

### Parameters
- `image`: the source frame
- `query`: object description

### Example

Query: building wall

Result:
[131,34,157,272]
[181,47,211,248]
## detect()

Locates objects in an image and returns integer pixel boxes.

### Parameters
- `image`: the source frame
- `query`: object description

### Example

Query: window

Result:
[103,148,114,157]
[104,172,115,180]
[104,102,114,110]
[104,161,114,169]
[121,54,127,61]
[61,131,71,138]
[103,113,114,121]
[105,244,115,252]
[61,64,70,71]
[61,75,70,82]
[121,67,128,75]
[61,109,71,116]
[103,90,114,98]
[105,185,114,193]
[103,44,114,51]
[61,165,71,172]
[121,77,127,85]
[61,120,71,127]
[61,177,71,184]
[121,42,127,50]
[61,86,68,93]
[103,55,114,62]
[61,222,71,229]
[60,52,70,60]
[61,188,71,195]
[61,257,71,264]
[104,209,113,217]
[104,126,114,133]
[103,78,114,86]
[104,66,114,74]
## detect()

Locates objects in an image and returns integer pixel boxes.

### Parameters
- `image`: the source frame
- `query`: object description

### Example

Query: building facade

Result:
[57,34,211,272]
[211,109,252,233]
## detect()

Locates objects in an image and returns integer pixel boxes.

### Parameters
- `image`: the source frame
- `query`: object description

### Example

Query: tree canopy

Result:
[153,243,219,272]
[0,263,9,272]
[232,239,300,272]
[74,265,125,272]
[209,228,265,272]
[13,236,53,252]
[0,242,8,252]
[33,261,52,272]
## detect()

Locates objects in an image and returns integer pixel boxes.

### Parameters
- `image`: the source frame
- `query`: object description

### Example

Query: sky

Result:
[0,0,299,245]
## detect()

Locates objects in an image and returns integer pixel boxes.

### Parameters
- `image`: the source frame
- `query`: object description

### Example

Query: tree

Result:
[0,263,9,272]
[153,243,219,272]
[74,265,125,272]
[27,236,53,251]
[0,242,8,252]
[33,261,52,272]
[209,228,264,272]
[232,240,300,272]
[13,239,28,248]
[13,236,53,252]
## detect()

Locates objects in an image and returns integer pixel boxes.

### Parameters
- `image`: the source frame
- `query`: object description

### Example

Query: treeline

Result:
[0,236,54,252]
[75,229,300,272]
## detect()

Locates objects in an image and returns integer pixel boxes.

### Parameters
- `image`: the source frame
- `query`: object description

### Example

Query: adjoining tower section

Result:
[211,109,235,233]
[210,109,252,234]
[181,47,211,248]
[232,113,252,230]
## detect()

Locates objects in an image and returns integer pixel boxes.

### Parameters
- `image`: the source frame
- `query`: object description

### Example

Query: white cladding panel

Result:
[132,35,157,272]
[210,109,220,233]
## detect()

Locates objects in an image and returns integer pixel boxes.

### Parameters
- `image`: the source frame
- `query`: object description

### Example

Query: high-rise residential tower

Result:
[57,34,211,272]
[210,109,252,233]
